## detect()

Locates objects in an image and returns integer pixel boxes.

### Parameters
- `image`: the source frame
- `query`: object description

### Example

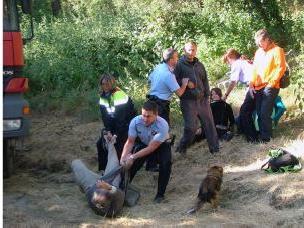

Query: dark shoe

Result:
[175,145,187,154]
[246,137,259,144]
[210,148,219,154]
[260,138,270,144]
[153,194,165,203]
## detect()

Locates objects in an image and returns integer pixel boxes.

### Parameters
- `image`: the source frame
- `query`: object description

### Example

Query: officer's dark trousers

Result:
[239,90,258,142]
[255,87,279,141]
[146,96,170,170]
[129,142,172,197]
[179,97,219,152]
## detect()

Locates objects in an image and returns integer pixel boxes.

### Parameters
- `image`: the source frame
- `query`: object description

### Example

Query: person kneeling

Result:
[120,100,172,203]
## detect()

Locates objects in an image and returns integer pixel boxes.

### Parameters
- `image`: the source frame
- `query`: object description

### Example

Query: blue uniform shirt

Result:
[148,63,180,101]
[128,115,169,145]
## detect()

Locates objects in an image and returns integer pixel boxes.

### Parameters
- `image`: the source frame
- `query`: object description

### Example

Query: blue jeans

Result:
[239,90,258,141]
[72,140,121,191]
[255,87,279,141]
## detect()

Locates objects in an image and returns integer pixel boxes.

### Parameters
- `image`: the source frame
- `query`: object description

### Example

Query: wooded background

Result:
[23,0,304,116]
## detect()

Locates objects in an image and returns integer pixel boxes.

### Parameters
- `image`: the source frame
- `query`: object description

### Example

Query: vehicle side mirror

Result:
[21,0,32,14]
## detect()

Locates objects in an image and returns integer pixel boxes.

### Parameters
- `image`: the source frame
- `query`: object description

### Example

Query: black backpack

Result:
[279,66,290,89]
[261,148,301,173]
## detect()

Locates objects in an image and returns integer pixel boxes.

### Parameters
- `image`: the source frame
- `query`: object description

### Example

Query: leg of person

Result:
[145,100,169,171]
[129,142,148,182]
[258,87,279,142]
[97,137,108,171]
[71,159,100,192]
[104,137,121,187]
[155,142,172,202]
[176,99,198,154]
[145,153,159,172]
[239,90,258,142]
[198,98,219,153]
[115,128,129,159]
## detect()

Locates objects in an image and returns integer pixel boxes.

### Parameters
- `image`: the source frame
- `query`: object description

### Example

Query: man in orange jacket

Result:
[247,29,286,142]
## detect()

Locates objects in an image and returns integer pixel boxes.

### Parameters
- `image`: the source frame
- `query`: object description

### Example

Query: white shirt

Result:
[230,59,254,84]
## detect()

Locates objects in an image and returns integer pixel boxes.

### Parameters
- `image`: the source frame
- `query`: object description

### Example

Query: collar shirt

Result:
[250,43,286,90]
[128,115,169,145]
[230,59,254,84]
[148,63,180,101]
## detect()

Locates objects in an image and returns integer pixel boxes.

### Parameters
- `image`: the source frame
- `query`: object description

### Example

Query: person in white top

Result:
[222,48,254,101]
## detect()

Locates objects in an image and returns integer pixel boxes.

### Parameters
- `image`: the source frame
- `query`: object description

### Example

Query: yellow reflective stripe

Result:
[99,98,110,107]
[112,91,129,106]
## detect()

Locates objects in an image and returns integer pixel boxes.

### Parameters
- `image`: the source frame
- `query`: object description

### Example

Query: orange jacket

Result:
[250,43,286,90]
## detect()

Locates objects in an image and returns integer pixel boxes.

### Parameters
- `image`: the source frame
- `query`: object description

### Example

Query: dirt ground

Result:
[3,113,304,227]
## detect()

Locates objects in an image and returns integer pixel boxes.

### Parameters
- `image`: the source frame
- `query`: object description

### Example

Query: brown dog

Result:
[187,165,223,214]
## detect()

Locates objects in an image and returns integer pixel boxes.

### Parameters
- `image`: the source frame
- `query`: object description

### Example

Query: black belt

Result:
[146,94,170,105]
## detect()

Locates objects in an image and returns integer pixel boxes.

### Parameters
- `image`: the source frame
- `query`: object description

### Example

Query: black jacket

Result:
[174,55,210,99]
[99,87,137,135]
[210,100,235,130]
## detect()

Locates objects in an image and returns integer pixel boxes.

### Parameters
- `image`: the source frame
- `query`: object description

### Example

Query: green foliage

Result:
[23,0,304,115]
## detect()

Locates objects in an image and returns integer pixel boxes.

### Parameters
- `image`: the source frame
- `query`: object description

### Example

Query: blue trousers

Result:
[255,87,279,141]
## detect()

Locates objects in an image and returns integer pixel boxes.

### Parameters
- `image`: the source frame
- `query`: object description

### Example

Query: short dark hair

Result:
[162,48,177,63]
[92,189,111,209]
[211,87,223,98]
[142,100,158,114]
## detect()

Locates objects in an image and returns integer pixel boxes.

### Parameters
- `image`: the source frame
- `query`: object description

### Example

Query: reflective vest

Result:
[99,89,129,117]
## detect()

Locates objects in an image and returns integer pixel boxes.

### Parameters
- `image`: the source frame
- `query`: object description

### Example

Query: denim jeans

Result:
[72,140,121,191]
[255,87,279,141]
[239,90,258,141]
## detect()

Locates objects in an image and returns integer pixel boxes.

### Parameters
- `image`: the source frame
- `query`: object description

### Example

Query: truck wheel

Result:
[3,139,15,178]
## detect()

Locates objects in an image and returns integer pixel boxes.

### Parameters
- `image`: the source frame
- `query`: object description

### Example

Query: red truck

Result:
[3,0,33,178]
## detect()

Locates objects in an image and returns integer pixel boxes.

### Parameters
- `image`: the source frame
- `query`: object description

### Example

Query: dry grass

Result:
[3,91,304,227]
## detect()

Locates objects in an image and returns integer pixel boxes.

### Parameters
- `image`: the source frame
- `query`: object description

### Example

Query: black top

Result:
[174,55,210,99]
[99,87,137,136]
[210,100,235,130]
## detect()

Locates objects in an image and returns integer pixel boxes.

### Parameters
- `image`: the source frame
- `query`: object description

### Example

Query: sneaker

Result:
[153,194,165,203]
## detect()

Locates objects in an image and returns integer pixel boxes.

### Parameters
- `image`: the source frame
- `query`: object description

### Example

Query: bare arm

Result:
[223,81,237,101]
[120,136,136,164]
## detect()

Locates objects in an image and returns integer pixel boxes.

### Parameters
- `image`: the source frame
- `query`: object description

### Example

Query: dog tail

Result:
[186,198,204,215]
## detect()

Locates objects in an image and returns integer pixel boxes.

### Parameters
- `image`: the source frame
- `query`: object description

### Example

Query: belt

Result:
[146,95,170,105]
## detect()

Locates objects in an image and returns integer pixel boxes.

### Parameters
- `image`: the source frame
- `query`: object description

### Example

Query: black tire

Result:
[3,139,15,178]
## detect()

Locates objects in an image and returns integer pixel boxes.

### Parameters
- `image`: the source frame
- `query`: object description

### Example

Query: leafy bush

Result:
[24,0,304,115]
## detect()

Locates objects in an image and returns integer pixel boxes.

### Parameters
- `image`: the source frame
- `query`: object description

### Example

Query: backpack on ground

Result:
[261,148,301,173]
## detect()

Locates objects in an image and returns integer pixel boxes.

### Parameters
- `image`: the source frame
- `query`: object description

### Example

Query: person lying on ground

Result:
[72,134,125,217]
